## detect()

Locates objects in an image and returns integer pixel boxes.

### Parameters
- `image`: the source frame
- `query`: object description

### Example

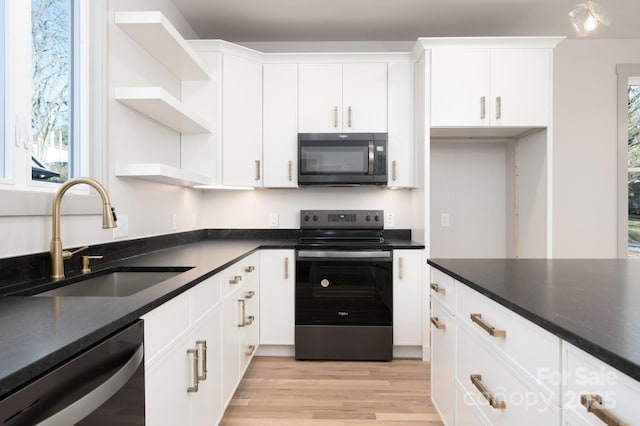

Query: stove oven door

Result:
[294,250,393,360]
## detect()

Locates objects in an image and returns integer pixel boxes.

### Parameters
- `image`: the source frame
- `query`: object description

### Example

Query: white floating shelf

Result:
[115,11,211,80]
[115,86,212,133]
[115,163,211,187]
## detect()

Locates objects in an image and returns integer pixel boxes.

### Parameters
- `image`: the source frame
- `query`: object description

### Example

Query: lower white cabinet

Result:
[430,297,455,426]
[143,252,260,426]
[143,282,223,426]
[562,342,640,425]
[259,250,295,345]
[393,249,423,346]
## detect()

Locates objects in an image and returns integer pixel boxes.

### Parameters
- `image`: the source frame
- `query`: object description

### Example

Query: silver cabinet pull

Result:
[238,299,247,327]
[347,106,352,127]
[244,290,255,299]
[480,96,486,119]
[229,275,242,284]
[288,160,293,181]
[244,266,255,273]
[430,283,446,294]
[398,257,404,279]
[196,340,207,381]
[333,106,338,128]
[245,315,255,326]
[284,257,289,279]
[430,316,446,330]
[470,374,506,409]
[245,345,256,357]
[392,160,397,181]
[470,313,506,338]
[580,394,628,426]
[187,348,199,393]
[496,96,502,119]
[255,160,261,181]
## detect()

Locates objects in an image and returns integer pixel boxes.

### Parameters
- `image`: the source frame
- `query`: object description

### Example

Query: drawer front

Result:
[222,252,260,297]
[564,342,640,425]
[142,291,191,365]
[430,267,455,312]
[431,297,455,426]
[456,380,491,426]
[190,273,221,323]
[456,322,561,425]
[456,282,561,405]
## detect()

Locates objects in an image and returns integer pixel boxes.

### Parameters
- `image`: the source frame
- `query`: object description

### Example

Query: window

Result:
[0,1,6,179]
[31,0,73,183]
[628,80,640,257]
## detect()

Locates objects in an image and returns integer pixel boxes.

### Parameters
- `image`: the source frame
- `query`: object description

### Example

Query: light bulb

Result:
[583,14,598,32]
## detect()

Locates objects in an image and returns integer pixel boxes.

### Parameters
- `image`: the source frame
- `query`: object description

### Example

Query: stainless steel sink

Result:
[33,267,193,297]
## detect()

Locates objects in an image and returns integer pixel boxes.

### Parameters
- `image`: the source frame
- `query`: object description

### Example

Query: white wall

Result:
[198,188,414,229]
[552,40,640,258]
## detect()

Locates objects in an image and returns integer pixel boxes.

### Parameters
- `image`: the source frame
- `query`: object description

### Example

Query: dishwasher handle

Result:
[37,344,144,425]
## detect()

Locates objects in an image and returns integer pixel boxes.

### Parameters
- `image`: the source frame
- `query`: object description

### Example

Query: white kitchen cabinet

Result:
[221,53,263,187]
[263,64,298,188]
[221,252,260,407]
[393,250,423,346]
[387,62,415,187]
[143,276,224,426]
[563,342,640,426]
[430,48,551,128]
[430,297,455,426]
[259,250,295,345]
[298,63,387,133]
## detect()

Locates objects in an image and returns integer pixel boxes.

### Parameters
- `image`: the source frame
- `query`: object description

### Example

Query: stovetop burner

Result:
[297,210,388,249]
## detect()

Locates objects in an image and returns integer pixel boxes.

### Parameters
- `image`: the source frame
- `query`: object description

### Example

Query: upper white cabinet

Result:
[427,38,561,128]
[263,64,298,188]
[222,54,263,187]
[387,62,415,187]
[298,63,387,133]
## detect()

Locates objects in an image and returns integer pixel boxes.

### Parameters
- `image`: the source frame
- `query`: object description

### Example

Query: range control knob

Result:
[313,215,319,221]
[374,215,380,222]
[365,215,372,221]
[304,215,310,222]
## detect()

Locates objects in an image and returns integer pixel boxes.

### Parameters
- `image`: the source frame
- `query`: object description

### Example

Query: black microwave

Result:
[298,133,388,186]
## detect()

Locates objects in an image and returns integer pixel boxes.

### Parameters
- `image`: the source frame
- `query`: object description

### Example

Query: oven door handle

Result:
[297,250,392,260]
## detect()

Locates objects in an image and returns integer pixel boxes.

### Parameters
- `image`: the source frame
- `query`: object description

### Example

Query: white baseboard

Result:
[255,345,425,359]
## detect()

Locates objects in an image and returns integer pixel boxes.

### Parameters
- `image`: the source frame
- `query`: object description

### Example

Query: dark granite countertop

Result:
[427,258,640,383]
[0,236,423,399]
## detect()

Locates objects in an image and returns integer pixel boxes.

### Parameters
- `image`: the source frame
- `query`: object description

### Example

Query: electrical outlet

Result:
[171,213,177,231]
[385,212,394,227]
[269,212,279,227]
[441,213,450,227]
[113,214,129,238]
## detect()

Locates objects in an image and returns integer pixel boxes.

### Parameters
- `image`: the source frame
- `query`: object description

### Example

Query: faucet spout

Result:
[50,177,117,281]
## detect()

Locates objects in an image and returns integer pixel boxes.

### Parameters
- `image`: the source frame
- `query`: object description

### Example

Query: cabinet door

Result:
[221,294,242,407]
[490,49,550,127]
[259,250,295,345]
[387,62,415,187]
[263,64,298,187]
[342,63,387,132]
[222,54,263,186]
[190,305,223,426]
[430,49,490,127]
[430,298,455,426]
[145,334,192,426]
[298,64,342,132]
[393,250,423,346]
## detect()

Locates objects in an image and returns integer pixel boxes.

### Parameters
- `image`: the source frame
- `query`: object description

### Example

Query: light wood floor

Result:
[220,356,444,425]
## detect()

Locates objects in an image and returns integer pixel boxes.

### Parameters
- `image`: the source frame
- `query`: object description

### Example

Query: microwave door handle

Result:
[368,141,374,175]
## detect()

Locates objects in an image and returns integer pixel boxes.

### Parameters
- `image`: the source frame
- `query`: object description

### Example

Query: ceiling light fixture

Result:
[569,0,611,37]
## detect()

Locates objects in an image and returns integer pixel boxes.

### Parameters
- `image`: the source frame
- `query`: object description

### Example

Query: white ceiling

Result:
[172,0,640,42]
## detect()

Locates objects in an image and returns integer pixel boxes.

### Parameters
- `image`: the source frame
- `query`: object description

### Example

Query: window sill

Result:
[0,186,102,217]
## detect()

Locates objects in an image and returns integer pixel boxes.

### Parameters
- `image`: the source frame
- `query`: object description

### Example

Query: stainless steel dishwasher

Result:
[0,320,145,425]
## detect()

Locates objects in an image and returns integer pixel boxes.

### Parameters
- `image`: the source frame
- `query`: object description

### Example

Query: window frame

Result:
[617,64,640,257]
[0,0,107,216]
